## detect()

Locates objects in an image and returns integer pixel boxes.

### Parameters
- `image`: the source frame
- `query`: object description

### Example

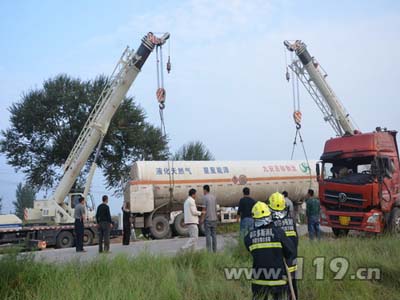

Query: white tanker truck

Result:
[124,159,317,238]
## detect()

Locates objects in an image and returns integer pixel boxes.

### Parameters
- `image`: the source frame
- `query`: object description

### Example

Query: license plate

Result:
[339,216,350,226]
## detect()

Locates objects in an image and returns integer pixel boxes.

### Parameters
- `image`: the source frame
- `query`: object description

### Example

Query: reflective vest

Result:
[272,213,299,247]
[244,223,297,287]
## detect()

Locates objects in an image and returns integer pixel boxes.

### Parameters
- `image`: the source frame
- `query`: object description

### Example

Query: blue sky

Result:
[0,0,399,214]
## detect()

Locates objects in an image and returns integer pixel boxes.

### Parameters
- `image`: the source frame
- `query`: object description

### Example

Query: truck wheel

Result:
[173,213,189,237]
[389,207,400,234]
[150,215,171,239]
[56,231,74,249]
[83,229,94,246]
[332,228,349,237]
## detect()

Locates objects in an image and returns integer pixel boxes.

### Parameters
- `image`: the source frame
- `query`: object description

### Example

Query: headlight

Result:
[367,213,380,224]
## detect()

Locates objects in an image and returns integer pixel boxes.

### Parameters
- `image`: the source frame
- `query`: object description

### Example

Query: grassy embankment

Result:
[1,235,399,300]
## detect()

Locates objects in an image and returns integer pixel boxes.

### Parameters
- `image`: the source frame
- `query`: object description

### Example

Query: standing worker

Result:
[201,185,218,252]
[269,192,299,299]
[122,202,131,245]
[96,195,113,253]
[181,189,202,252]
[237,187,256,239]
[306,189,321,241]
[245,201,297,300]
[74,196,86,252]
[282,191,294,219]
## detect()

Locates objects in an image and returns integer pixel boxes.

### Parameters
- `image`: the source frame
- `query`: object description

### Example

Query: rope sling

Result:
[285,48,313,188]
[155,38,175,210]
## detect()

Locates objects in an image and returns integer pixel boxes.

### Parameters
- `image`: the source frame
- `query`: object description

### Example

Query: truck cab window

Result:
[322,157,374,185]
[357,164,371,174]
[323,162,333,179]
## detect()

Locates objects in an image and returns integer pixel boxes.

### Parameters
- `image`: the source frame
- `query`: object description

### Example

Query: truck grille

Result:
[324,190,366,207]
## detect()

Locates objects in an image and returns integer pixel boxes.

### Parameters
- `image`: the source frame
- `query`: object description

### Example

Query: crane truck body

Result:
[125,160,317,239]
[0,32,170,249]
[285,40,400,235]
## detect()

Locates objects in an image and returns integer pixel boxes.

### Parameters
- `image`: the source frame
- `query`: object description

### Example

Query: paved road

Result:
[13,225,332,264]
[26,235,237,264]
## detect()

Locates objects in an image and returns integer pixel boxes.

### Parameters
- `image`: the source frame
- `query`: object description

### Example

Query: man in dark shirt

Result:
[122,201,131,245]
[306,189,321,241]
[96,195,113,253]
[74,197,86,252]
[237,187,256,239]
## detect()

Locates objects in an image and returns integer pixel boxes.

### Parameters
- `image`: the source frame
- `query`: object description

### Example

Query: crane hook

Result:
[293,110,302,129]
[157,88,166,110]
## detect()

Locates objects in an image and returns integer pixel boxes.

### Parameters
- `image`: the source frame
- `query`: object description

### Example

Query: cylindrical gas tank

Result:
[126,160,318,213]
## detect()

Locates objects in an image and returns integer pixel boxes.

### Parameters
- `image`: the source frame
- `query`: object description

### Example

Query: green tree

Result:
[0,196,2,214]
[13,183,35,219]
[173,141,214,161]
[0,75,169,192]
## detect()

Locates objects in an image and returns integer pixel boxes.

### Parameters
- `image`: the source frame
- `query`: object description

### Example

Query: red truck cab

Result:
[316,129,400,235]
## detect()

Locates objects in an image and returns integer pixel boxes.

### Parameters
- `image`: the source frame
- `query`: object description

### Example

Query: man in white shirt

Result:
[181,188,202,251]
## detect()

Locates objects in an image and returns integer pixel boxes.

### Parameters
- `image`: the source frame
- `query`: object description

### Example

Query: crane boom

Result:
[52,32,170,206]
[284,40,357,136]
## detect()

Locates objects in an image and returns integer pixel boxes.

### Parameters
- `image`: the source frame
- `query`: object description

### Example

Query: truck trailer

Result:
[125,159,317,239]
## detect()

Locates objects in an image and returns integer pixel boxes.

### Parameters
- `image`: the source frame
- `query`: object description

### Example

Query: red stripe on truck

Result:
[130,175,314,185]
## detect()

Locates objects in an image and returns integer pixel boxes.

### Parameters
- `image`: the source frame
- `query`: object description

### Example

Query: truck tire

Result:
[150,215,171,239]
[56,231,74,249]
[173,213,189,237]
[332,228,349,237]
[83,229,94,246]
[389,207,400,234]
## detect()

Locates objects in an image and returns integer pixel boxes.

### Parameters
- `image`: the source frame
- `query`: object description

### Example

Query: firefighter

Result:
[269,192,299,300]
[245,201,297,300]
